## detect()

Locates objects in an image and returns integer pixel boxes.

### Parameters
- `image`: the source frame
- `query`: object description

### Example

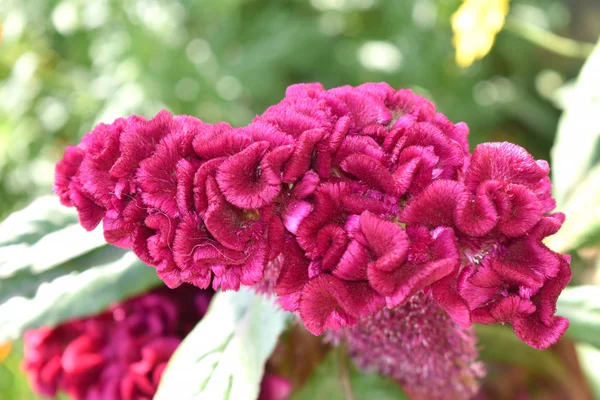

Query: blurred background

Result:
[0,0,599,398]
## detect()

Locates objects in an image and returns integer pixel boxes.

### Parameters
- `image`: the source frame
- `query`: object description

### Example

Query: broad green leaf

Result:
[155,288,289,400]
[476,324,569,379]
[0,196,78,247]
[0,251,162,342]
[545,164,600,252]
[556,285,600,349]
[551,40,600,206]
[0,244,125,306]
[0,196,107,285]
[476,324,581,395]
[291,347,409,400]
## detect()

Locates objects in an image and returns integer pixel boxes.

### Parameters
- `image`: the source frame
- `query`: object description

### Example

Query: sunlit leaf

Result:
[551,40,600,206]
[556,285,600,349]
[291,347,408,400]
[0,196,107,296]
[0,250,161,342]
[545,164,600,252]
[155,288,289,400]
[0,196,79,247]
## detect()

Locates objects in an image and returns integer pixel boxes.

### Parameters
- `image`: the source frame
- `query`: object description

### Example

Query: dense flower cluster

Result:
[55,82,570,350]
[22,286,211,400]
[329,293,485,400]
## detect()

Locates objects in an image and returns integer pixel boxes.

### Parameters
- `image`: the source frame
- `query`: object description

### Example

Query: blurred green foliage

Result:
[1,1,599,399]
[0,0,579,219]
[0,340,68,400]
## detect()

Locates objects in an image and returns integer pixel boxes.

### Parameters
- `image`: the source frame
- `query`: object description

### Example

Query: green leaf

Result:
[476,324,569,381]
[0,196,162,341]
[556,285,600,349]
[551,40,600,206]
[291,347,409,400]
[545,164,600,252]
[0,340,70,400]
[155,288,289,400]
[576,343,600,399]
[0,244,125,305]
[0,250,162,342]
[0,196,79,248]
[475,324,593,398]
[0,196,108,297]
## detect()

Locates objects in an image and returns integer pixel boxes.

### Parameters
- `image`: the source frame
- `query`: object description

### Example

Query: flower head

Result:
[22,286,211,400]
[54,83,571,352]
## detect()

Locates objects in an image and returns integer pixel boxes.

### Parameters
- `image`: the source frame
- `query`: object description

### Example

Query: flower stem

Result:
[505,18,596,59]
[337,345,355,400]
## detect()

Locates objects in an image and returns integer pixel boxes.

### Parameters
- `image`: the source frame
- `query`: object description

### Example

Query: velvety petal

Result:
[258,106,323,139]
[193,157,226,216]
[464,142,550,192]
[239,121,294,147]
[431,273,471,328]
[299,274,384,335]
[389,89,436,121]
[137,133,189,218]
[192,123,247,159]
[335,136,386,166]
[292,171,320,199]
[70,189,105,231]
[54,146,84,207]
[204,177,246,251]
[282,128,326,183]
[216,141,281,209]
[512,258,571,349]
[394,122,464,179]
[78,117,139,208]
[340,154,398,195]
[328,85,392,128]
[333,240,370,281]
[281,199,312,235]
[172,214,214,289]
[274,238,310,311]
[296,183,346,255]
[379,227,459,307]
[400,180,466,228]
[512,314,569,350]
[110,110,172,181]
[454,180,502,236]
[176,158,201,216]
[313,224,348,272]
[359,211,408,273]
[496,184,543,237]
[489,296,536,322]
[392,145,439,194]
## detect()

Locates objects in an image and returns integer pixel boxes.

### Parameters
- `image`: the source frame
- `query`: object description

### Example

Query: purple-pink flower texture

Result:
[55,82,571,350]
[22,286,212,400]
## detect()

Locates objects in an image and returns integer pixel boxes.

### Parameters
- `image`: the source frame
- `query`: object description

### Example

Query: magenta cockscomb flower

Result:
[22,286,212,400]
[54,82,571,397]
